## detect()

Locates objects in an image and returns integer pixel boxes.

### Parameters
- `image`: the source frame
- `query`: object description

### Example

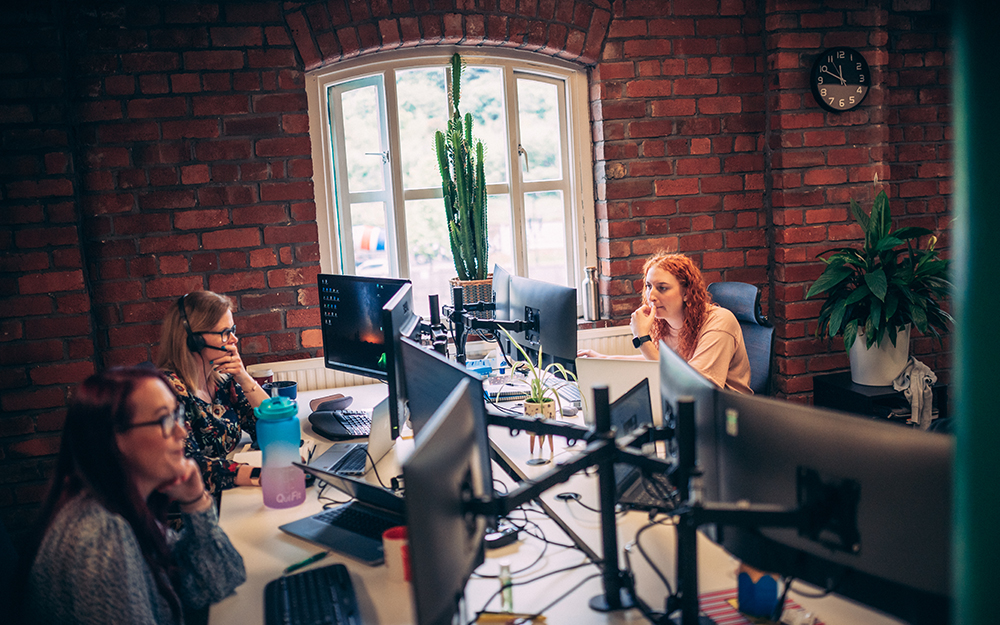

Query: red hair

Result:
[641,252,711,360]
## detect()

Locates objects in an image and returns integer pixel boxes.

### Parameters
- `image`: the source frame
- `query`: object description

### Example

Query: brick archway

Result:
[283,0,613,70]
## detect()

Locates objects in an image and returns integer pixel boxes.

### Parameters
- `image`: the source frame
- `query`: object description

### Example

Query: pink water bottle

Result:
[254,397,306,509]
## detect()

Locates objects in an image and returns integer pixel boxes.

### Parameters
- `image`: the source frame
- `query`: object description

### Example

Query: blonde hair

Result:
[155,291,234,392]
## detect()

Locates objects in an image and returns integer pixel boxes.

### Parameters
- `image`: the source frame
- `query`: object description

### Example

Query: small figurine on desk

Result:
[495,329,579,467]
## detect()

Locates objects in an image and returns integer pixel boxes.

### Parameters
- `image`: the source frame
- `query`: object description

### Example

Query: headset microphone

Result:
[178,294,215,353]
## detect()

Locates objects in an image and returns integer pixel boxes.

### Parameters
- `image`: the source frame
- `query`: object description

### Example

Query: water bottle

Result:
[582,266,600,321]
[254,397,306,509]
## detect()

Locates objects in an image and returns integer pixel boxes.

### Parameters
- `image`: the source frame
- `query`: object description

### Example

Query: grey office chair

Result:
[707,281,774,395]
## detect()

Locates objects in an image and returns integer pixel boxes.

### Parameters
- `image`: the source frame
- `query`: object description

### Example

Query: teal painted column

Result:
[952,2,1000,623]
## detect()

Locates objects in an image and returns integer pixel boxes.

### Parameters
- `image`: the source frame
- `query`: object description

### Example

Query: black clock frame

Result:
[810,47,871,113]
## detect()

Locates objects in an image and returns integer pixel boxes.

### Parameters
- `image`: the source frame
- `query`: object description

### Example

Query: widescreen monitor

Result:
[317,273,409,380]
[658,341,721,501]
[505,273,577,373]
[714,389,952,624]
[491,264,511,321]
[403,378,492,625]
[397,336,492,485]
[381,283,421,439]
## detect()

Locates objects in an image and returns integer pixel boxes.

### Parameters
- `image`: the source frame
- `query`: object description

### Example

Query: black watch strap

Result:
[250,466,261,486]
[632,335,652,349]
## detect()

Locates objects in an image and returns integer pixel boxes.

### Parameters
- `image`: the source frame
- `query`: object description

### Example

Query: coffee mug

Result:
[382,526,411,582]
[263,380,297,400]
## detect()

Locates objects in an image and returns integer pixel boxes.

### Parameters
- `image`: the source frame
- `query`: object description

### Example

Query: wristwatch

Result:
[250,467,261,487]
[632,335,652,349]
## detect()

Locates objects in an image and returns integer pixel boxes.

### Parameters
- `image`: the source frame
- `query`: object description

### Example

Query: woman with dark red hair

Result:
[19,366,245,624]
[579,252,752,394]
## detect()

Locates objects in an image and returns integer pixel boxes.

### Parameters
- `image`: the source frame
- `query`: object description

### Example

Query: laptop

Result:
[609,378,675,512]
[575,356,662,426]
[307,396,394,477]
[280,463,405,565]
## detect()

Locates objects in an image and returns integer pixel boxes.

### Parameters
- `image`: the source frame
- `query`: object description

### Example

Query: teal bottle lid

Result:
[254,396,297,420]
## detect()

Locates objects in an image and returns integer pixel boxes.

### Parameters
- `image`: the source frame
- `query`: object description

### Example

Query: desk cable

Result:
[619,514,679,624]
[470,562,599,624]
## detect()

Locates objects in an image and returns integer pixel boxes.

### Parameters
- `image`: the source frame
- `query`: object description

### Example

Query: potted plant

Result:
[806,177,952,386]
[497,328,580,464]
[435,53,491,311]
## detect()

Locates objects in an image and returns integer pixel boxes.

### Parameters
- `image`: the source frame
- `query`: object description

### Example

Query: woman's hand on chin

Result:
[158,458,205,504]
[630,303,655,338]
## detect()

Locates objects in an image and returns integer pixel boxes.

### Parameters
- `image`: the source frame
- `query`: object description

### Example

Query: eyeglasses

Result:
[121,404,185,438]
[198,325,237,343]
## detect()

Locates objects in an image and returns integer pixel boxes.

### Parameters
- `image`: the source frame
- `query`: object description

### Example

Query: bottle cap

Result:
[254,396,297,420]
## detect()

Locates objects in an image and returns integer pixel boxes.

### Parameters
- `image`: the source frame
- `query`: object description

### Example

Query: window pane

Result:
[517,79,562,182]
[341,85,384,193]
[487,193,514,275]
[351,202,389,277]
[404,198,451,317]
[524,191,567,286]
[463,67,508,185]
[396,68,448,190]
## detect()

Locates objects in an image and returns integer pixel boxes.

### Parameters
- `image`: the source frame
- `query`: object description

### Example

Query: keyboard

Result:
[335,410,372,437]
[331,445,367,476]
[314,503,400,541]
[264,563,361,625]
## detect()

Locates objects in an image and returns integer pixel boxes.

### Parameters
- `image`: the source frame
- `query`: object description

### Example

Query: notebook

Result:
[308,396,394,477]
[609,378,675,512]
[280,464,405,566]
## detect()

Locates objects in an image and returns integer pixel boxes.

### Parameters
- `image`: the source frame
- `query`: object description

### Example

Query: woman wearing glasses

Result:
[156,290,268,493]
[21,366,245,624]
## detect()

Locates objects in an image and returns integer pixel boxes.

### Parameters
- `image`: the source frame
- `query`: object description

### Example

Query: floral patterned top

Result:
[162,371,258,494]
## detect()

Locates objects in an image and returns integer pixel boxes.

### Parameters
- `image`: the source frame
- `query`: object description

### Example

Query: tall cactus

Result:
[435,53,488,281]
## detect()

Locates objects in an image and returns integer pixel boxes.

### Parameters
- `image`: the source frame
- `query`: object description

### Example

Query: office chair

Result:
[707,281,775,395]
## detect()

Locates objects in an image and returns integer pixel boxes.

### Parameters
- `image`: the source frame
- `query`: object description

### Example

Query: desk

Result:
[211,384,906,625]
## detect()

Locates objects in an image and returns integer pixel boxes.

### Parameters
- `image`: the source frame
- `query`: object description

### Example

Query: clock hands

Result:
[822,65,847,85]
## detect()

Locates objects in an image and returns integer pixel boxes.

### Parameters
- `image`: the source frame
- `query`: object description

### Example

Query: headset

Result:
[178,294,209,353]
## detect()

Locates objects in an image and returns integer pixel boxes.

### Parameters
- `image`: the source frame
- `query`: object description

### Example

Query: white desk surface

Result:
[211,383,904,625]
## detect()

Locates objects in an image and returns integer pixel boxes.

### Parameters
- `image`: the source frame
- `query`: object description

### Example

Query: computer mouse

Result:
[310,394,353,412]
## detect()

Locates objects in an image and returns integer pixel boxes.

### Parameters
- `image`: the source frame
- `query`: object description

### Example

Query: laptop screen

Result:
[609,379,654,487]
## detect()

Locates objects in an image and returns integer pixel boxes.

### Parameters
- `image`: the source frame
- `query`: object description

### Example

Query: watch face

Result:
[811,47,871,112]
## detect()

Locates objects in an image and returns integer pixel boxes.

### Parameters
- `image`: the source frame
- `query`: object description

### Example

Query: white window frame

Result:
[305,48,597,307]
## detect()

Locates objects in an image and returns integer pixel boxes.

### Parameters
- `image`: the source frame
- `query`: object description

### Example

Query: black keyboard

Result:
[314,504,400,541]
[331,445,367,476]
[336,410,372,437]
[264,563,362,625]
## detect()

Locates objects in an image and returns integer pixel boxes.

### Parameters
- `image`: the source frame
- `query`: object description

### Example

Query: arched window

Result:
[306,49,596,317]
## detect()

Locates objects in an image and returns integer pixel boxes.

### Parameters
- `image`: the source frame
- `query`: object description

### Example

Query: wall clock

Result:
[810,47,871,112]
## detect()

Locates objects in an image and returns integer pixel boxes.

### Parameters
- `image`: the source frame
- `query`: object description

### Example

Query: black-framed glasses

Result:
[121,404,185,438]
[198,325,237,343]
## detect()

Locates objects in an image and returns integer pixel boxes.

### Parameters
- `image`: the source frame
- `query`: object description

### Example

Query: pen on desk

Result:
[284,551,328,575]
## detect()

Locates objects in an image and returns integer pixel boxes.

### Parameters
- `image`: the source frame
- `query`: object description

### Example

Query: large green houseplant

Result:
[806,178,952,383]
[435,53,489,283]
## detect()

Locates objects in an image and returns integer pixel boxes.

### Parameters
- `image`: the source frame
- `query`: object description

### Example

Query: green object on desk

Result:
[284,551,328,575]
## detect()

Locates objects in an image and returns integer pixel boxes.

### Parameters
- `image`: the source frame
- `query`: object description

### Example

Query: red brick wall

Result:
[0,0,951,535]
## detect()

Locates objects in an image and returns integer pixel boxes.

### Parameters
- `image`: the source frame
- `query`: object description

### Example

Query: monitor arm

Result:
[442,286,534,363]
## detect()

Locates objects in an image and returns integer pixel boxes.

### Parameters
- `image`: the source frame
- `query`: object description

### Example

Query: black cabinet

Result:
[813,371,948,425]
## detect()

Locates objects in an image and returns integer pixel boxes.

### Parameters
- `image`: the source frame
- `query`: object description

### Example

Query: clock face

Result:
[810,47,871,112]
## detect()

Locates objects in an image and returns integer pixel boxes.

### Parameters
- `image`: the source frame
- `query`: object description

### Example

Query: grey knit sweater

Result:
[26,492,246,625]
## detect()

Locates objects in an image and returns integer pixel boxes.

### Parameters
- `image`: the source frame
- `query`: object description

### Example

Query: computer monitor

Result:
[403,378,492,625]
[382,283,421,439]
[491,264,511,321]
[318,273,409,381]
[658,341,721,501]
[397,336,492,485]
[504,272,577,373]
[714,389,952,624]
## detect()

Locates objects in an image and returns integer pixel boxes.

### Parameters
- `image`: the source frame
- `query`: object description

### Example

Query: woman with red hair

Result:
[579,252,752,394]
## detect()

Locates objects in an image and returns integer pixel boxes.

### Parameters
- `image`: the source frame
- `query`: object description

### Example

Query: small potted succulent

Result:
[806,177,952,385]
[497,328,579,464]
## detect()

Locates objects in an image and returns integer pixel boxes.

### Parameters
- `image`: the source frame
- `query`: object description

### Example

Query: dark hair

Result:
[19,366,182,621]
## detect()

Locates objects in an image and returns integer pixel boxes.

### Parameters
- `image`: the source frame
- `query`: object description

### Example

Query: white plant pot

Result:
[849,325,911,387]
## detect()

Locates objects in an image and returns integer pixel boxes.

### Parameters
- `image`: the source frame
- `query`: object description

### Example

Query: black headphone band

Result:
[178,294,207,353]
